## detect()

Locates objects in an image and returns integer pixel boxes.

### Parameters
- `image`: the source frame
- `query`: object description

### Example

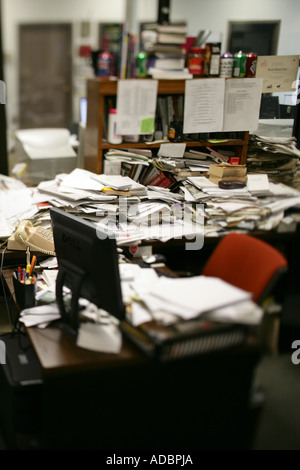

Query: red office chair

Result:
[202,233,288,305]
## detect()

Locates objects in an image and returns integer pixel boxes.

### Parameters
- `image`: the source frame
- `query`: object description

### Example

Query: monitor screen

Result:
[80,97,87,124]
[50,207,125,338]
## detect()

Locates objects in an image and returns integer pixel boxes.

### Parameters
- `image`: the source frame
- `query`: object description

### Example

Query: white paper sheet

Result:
[222,78,263,132]
[183,78,225,133]
[116,79,158,135]
[77,322,122,354]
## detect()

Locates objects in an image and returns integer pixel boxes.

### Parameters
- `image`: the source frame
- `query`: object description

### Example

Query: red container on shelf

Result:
[246,52,257,77]
[187,47,206,76]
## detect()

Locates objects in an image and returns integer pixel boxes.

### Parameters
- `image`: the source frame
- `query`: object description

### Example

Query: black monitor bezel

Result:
[50,207,125,338]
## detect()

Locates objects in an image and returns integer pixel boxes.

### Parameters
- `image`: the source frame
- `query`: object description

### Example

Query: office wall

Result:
[2,0,156,144]
[2,0,300,146]
[171,0,300,56]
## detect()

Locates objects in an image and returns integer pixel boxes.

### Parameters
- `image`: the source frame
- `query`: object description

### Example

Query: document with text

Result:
[222,78,263,132]
[116,79,158,135]
[183,78,225,133]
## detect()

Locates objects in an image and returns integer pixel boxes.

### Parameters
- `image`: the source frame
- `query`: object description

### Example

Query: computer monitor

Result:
[79,97,87,125]
[50,207,125,338]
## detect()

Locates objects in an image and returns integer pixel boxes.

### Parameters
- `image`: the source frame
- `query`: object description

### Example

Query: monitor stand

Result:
[55,260,85,340]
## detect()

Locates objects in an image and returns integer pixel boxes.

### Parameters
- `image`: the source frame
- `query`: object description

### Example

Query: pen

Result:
[26,247,30,266]
[29,255,37,276]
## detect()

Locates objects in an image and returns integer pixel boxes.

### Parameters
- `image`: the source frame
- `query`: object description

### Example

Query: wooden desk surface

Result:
[2,265,149,375]
[26,326,147,375]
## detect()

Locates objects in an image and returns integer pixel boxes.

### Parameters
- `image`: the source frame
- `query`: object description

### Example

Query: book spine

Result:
[147,171,175,188]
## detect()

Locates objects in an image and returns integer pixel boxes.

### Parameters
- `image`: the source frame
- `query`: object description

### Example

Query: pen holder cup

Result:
[13,273,37,310]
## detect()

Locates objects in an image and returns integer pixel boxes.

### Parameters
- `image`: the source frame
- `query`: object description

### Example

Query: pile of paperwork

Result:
[119,263,263,327]
[2,162,300,244]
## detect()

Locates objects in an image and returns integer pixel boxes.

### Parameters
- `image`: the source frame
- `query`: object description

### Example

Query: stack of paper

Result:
[123,269,262,327]
[247,134,300,186]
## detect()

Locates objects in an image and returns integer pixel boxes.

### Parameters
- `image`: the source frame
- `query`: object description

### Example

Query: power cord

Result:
[0,247,16,332]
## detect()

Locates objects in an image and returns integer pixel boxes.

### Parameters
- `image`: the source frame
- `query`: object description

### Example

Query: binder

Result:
[120,317,249,362]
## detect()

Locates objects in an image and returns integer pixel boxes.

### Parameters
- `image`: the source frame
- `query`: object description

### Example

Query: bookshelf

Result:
[84,78,250,174]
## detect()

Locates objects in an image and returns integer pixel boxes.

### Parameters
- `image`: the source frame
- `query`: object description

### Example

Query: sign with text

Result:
[256,55,299,93]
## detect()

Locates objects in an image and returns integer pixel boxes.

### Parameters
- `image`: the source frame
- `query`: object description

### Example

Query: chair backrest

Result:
[202,233,288,304]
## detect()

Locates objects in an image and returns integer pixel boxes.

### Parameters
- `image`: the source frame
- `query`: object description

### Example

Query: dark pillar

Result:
[0,0,8,175]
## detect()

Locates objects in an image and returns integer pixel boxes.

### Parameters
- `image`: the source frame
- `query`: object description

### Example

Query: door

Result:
[19,24,72,129]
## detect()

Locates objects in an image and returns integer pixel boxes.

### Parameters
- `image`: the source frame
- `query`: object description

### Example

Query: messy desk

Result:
[0,160,299,449]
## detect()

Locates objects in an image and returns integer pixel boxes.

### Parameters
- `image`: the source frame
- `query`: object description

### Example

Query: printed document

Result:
[222,78,263,132]
[116,79,158,135]
[183,78,225,133]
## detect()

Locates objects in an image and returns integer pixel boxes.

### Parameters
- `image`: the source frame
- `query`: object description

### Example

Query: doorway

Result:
[227,21,280,55]
[19,23,72,129]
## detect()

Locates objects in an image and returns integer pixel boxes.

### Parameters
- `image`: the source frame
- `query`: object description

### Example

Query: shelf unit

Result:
[84,78,250,174]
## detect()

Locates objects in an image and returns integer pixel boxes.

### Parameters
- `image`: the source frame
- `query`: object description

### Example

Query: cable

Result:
[17,233,56,257]
[0,247,15,332]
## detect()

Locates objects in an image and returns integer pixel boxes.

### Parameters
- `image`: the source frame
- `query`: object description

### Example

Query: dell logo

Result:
[62,232,80,250]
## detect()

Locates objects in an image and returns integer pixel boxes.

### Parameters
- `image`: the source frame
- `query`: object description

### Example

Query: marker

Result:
[25,265,30,283]
[29,255,36,276]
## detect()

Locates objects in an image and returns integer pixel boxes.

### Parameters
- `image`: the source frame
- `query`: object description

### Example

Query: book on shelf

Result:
[156,23,187,34]
[148,67,193,80]
[131,163,147,182]
[156,94,184,140]
[120,317,249,362]
[120,161,134,177]
[145,43,184,55]
[148,55,185,71]
[141,22,187,49]
[139,163,160,186]
[156,32,186,45]
[147,170,176,189]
